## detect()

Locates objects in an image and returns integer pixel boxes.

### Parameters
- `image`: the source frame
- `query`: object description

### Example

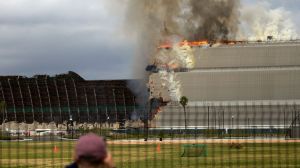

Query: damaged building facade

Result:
[149,41,300,137]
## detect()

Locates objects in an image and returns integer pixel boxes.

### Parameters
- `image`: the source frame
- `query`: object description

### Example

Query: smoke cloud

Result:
[126,0,240,74]
[127,0,240,45]
[126,0,240,75]
[237,2,298,41]
[124,0,298,117]
[125,0,240,115]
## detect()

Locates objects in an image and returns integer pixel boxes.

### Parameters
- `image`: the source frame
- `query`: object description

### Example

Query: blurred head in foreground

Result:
[67,133,114,168]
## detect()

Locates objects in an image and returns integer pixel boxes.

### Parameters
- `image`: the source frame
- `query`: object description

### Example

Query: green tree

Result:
[180,96,189,132]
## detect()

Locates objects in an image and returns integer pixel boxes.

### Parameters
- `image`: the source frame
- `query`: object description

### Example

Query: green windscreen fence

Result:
[181,144,208,157]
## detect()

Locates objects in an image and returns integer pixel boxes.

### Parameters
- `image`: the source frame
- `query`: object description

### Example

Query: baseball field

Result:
[0,139,299,168]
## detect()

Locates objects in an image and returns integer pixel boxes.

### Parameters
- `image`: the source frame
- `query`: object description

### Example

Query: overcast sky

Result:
[0,0,299,80]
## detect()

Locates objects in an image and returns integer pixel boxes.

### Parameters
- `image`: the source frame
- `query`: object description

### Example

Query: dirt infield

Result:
[108,138,300,145]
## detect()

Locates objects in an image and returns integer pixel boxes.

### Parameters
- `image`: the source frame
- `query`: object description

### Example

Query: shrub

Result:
[229,143,243,149]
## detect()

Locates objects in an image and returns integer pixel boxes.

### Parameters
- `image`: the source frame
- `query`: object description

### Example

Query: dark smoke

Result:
[127,0,240,42]
[127,79,149,120]
[125,0,240,118]
[188,0,240,40]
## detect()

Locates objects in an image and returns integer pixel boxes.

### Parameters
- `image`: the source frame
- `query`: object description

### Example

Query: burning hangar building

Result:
[0,71,137,125]
[149,41,300,135]
[0,41,300,137]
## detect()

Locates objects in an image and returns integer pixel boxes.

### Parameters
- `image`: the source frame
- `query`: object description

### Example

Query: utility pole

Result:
[208,105,210,130]
[231,115,234,139]
[144,99,152,141]
[112,89,118,127]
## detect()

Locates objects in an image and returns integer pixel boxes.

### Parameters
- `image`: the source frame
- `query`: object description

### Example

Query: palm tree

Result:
[180,96,188,132]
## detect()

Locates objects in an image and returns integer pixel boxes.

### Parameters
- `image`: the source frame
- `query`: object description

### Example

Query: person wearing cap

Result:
[66,133,115,168]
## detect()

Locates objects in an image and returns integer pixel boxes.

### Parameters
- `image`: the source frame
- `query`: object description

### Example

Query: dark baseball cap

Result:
[75,133,108,161]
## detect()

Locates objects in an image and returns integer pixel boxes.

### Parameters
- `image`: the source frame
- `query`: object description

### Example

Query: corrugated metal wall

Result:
[194,43,300,68]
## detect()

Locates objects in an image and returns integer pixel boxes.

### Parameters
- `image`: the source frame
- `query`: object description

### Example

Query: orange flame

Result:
[158,40,208,49]
[157,107,162,113]
[158,40,246,49]
[168,63,180,69]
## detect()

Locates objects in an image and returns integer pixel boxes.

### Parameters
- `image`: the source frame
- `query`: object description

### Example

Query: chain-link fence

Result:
[0,73,299,167]
[1,99,300,167]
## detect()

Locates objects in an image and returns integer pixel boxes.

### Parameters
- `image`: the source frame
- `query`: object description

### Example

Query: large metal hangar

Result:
[151,42,300,133]
[0,71,136,125]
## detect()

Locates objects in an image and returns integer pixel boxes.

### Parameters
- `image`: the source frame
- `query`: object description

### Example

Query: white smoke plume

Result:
[172,43,195,69]
[238,2,298,41]
[152,42,195,101]
[158,71,182,101]
[154,41,195,70]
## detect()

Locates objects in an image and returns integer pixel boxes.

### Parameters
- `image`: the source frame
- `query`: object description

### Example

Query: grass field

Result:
[0,141,299,168]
